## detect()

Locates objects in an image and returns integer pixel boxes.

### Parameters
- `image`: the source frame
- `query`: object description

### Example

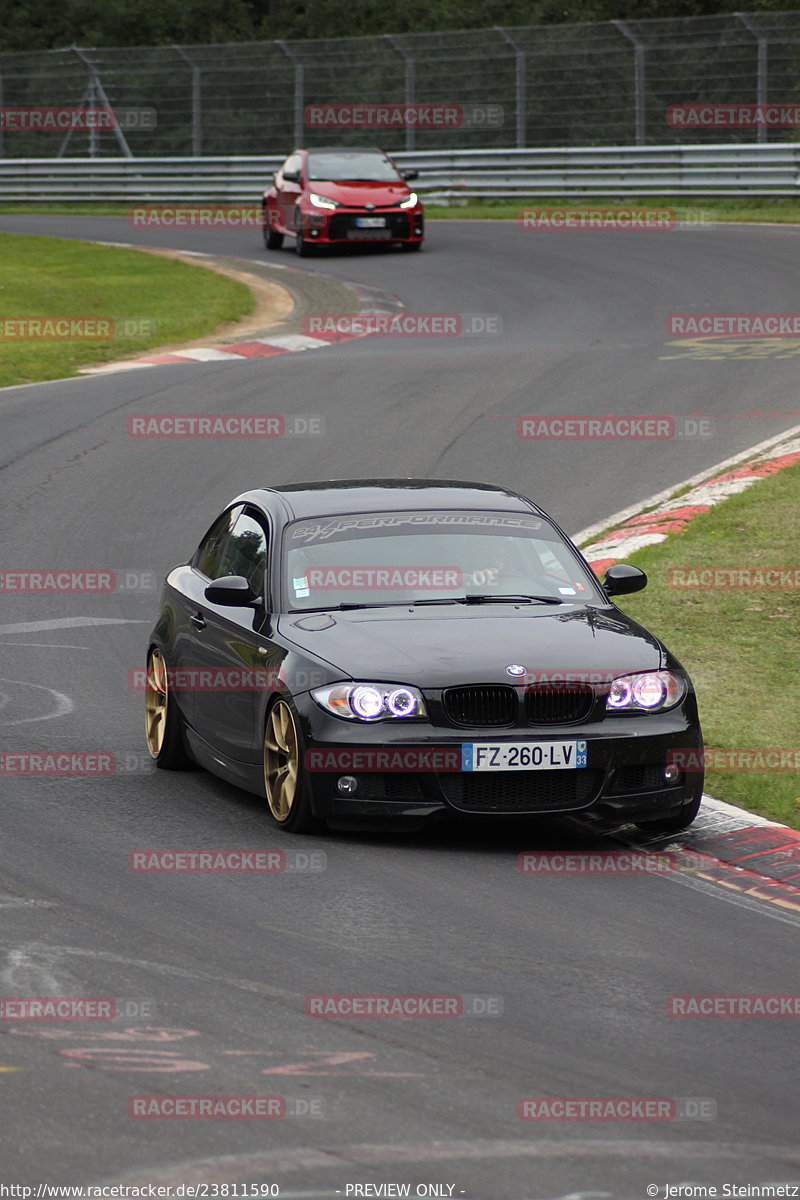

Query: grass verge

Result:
[0,232,254,387]
[3,197,800,223]
[606,459,800,828]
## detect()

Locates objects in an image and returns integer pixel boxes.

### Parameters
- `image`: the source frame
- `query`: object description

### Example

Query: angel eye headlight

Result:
[312,683,427,721]
[351,685,384,719]
[606,670,687,712]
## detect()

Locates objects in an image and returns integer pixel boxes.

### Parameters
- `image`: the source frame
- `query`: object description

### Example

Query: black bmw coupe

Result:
[145,479,704,834]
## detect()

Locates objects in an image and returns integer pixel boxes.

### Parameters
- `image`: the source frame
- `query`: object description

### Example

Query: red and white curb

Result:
[578,428,800,575]
[79,279,405,375]
[574,426,800,910]
[627,796,800,917]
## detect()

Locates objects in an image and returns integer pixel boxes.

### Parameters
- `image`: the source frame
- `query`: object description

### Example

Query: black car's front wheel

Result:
[145,647,192,769]
[263,698,318,832]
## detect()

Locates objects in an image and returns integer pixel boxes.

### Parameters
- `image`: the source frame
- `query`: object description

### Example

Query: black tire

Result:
[264,224,284,250]
[635,792,702,836]
[144,647,192,770]
[295,229,314,257]
[263,697,319,833]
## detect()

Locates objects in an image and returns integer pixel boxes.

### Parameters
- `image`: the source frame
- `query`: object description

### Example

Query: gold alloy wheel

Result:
[264,700,300,821]
[145,648,168,758]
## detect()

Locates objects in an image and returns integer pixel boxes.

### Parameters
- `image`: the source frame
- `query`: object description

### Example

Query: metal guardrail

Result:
[1,145,800,202]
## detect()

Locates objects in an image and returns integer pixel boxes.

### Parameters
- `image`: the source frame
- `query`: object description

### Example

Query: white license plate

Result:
[462,740,587,771]
[356,217,386,228]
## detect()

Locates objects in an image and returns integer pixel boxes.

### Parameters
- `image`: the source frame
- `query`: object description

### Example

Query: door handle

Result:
[190,611,206,630]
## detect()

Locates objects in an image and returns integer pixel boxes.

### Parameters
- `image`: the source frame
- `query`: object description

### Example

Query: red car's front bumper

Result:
[268,198,424,246]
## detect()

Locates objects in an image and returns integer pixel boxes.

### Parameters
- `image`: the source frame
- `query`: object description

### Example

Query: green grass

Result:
[604,460,800,828]
[3,196,800,223]
[425,196,800,222]
[0,231,254,387]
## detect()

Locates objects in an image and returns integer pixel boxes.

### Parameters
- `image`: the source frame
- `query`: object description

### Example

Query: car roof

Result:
[298,146,389,154]
[233,479,541,522]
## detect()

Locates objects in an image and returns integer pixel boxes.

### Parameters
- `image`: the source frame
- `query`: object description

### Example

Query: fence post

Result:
[173,45,202,156]
[496,27,526,149]
[736,14,768,144]
[613,22,646,146]
[61,46,133,158]
[384,35,416,152]
[277,43,304,146]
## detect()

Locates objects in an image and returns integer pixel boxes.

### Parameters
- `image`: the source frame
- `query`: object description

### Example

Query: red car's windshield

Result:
[306,150,403,182]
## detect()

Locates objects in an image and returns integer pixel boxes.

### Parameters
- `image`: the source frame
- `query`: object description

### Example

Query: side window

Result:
[217,511,268,592]
[193,506,242,579]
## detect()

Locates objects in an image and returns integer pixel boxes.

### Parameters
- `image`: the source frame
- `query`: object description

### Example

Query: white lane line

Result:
[0,617,147,634]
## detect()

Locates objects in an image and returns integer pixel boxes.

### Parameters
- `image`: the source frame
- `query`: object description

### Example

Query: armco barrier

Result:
[2,145,800,202]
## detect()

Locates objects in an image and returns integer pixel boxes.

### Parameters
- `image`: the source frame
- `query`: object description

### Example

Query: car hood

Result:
[278,605,664,688]
[307,180,412,207]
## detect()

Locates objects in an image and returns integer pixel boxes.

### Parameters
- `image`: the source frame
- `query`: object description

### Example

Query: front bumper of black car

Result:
[292,692,704,826]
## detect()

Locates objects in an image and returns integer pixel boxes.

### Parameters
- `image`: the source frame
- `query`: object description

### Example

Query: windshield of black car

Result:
[282,510,602,611]
[306,151,402,182]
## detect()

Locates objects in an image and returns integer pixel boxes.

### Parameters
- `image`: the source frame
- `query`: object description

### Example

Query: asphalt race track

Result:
[1,214,799,1194]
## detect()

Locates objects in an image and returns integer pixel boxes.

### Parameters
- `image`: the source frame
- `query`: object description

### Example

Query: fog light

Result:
[664,763,681,784]
[337,775,358,795]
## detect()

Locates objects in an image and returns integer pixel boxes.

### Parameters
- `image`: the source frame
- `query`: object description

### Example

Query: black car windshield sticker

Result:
[288,511,546,546]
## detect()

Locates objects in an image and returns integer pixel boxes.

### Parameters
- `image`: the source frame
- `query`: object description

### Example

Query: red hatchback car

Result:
[262,146,424,255]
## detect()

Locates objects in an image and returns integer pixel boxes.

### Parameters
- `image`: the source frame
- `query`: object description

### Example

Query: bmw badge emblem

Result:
[506,664,526,677]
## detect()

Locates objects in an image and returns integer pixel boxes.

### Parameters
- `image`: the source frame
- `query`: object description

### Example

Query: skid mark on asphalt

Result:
[0,678,73,725]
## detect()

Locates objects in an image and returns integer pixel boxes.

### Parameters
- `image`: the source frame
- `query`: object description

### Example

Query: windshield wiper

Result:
[290,594,568,613]
[290,601,414,613]
[411,594,566,607]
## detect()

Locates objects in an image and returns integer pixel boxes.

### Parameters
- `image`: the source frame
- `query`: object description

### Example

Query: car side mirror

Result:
[204,575,262,606]
[603,563,647,597]
[282,169,301,183]
[402,168,419,181]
